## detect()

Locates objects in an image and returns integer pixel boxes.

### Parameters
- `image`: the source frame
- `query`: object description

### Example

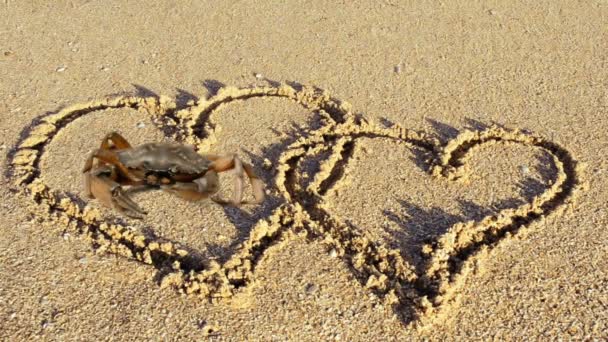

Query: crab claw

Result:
[87,167,147,219]
[111,187,147,219]
[209,196,234,206]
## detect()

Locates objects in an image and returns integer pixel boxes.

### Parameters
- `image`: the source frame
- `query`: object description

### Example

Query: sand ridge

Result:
[275,108,586,327]
[6,83,585,329]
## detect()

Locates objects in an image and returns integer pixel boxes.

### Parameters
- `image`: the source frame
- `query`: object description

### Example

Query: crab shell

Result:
[116,143,211,184]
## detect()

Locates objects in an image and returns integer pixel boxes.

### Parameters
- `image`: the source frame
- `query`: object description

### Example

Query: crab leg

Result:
[82,148,139,182]
[82,131,133,179]
[160,170,219,201]
[100,131,132,150]
[204,154,265,205]
[240,163,265,204]
[161,182,208,201]
[87,166,147,218]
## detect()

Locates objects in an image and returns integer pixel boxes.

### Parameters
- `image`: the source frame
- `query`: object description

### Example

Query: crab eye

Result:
[169,165,179,174]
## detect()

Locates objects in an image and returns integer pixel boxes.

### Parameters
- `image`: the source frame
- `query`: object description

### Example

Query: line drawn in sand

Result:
[6,83,586,328]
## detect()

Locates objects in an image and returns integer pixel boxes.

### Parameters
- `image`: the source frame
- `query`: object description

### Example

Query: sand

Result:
[1,1,607,340]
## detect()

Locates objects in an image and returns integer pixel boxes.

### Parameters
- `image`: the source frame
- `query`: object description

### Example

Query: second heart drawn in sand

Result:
[7,83,585,327]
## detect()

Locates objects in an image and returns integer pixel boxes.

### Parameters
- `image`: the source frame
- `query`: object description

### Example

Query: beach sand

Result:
[1,1,607,340]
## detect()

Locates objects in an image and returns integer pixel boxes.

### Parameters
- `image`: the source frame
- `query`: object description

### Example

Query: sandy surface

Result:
[1,1,607,340]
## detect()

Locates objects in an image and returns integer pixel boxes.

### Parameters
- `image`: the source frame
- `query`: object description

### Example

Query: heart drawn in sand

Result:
[7,83,584,327]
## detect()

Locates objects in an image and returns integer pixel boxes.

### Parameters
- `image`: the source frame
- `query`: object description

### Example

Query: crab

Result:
[82,132,265,218]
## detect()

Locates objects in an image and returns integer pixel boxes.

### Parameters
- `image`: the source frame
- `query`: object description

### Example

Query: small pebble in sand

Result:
[254,73,263,79]
[78,256,88,265]
[305,283,319,294]
[67,41,78,52]
[394,64,402,74]
[263,158,272,169]
[137,122,146,128]
[329,248,338,258]
[99,66,109,71]
[195,319,207,329]
[519,165,530,174]
[56,66,66,73]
